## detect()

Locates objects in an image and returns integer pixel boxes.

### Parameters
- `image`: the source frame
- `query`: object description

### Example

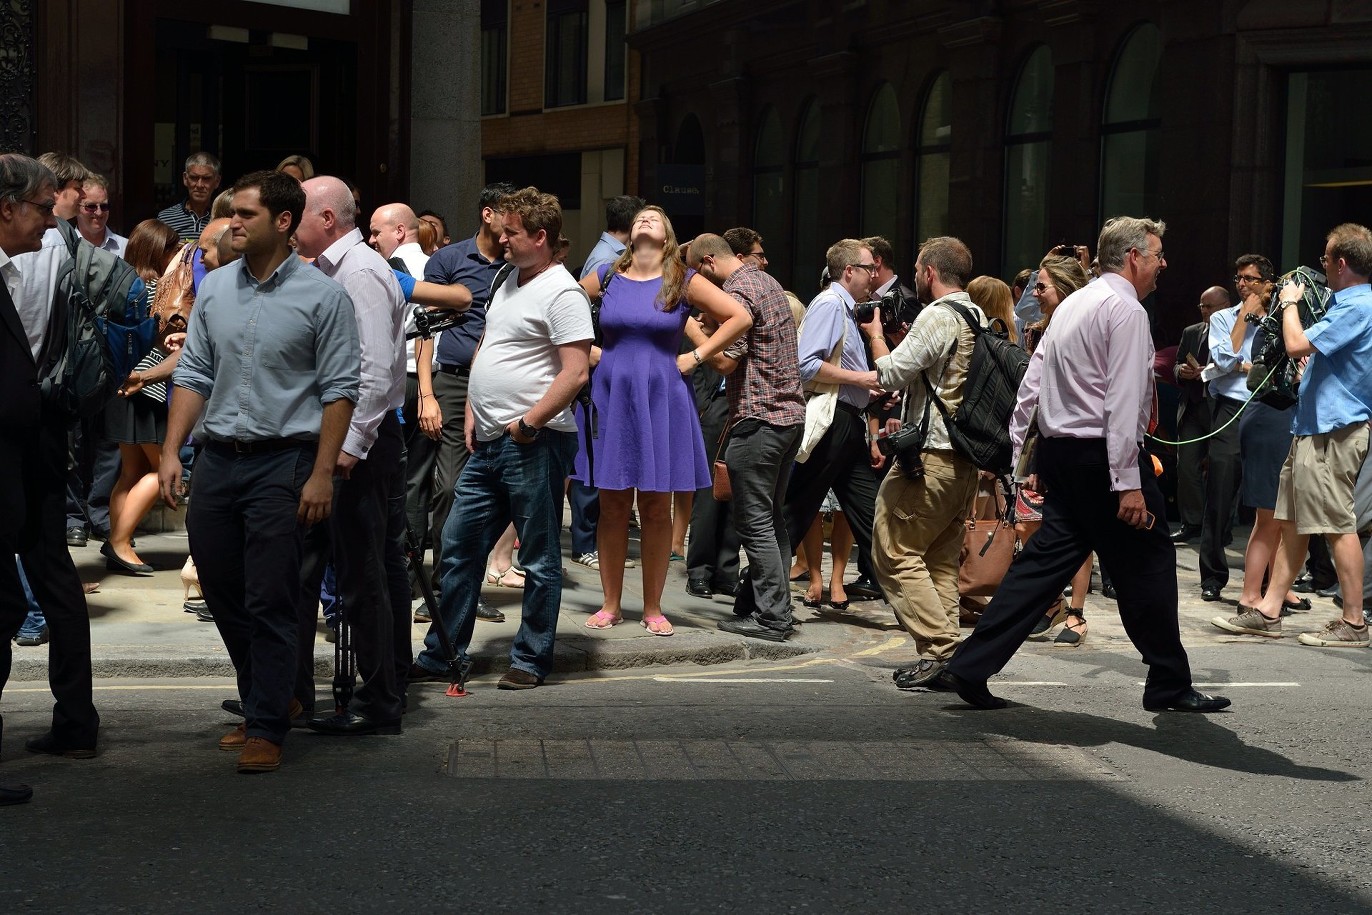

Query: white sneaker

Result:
[573,552,601,570]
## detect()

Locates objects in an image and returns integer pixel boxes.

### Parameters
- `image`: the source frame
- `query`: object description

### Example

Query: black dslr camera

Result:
[875,424,926,478]
[855,288,921,338]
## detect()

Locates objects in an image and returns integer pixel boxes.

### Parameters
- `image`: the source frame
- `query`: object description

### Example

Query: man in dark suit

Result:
[1171,286,1228,542]
[0,154,101,805]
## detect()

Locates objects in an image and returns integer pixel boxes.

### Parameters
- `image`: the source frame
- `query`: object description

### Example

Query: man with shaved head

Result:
[368,203,428,277]
[1170,285,1228,542]
[196,217,232,273]
[293,176,411,736]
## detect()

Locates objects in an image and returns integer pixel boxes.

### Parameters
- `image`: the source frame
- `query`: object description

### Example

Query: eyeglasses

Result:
[849,262,878,274]
[80,203,111,213]
[746,250,767,261]
[1134,247,1165,262]
[1033,282,1055,294]
[1233,274,1263,284]
[20,198,55,215]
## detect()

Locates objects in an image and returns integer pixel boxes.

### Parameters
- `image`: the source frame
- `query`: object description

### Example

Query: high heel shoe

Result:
[101,541,153,576]
[485,565,525,589]
[1054,613,1087,646]
[181,557,202,601]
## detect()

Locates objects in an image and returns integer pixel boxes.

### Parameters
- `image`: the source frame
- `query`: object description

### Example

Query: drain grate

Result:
[444,737,1120,781]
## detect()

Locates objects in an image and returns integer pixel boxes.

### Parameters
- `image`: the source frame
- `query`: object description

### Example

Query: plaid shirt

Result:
[720,264,806,427]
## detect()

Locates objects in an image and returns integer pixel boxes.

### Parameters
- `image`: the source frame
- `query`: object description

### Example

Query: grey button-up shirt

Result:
[173,252,360,443]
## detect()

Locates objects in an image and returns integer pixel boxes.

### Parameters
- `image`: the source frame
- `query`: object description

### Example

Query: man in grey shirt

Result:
[159,171,360,774]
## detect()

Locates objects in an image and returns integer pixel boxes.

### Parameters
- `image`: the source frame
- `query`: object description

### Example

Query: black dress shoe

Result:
[475,598,505,623]
[710,578,739,598]
[686,578,713,599]
[1283,597,1312,613]
[932,669,1007,709]
[845,576,885,601]
[1144,688,1231,713]
[718,616,794,642]
[1317,583,1340,599]
[1101,582,1117,600]
[65,527,88,548]
[1169,524,1201,543]
[25,732,96,759]
[307,711,402,736]
[0,781,32,805]
[100,541,153,576]
[1201,584,1222,602]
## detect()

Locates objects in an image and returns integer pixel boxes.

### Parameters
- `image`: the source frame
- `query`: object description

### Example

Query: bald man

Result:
[368,203,428,277]
[1171,285,1229,541]
[293,176,411,735]
[196,217,232,272]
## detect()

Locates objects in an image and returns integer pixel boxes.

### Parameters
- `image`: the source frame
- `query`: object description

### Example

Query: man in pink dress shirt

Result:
[935,216,1231,714]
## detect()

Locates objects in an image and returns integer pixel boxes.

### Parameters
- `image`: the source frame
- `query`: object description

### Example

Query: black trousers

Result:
[686,392,739,589]
[0,421,98,746]
[735,405,879,616]
[1174,398,1211,529]
[189,442,314,744]
[1199,395,1243,588]
[567,478,599,556]
[947,438,1193,707]
[295,414,407,722]
[401,373,440,568]
[429,368,472,570]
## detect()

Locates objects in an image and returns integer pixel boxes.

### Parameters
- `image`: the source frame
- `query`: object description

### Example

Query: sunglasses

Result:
[80,203,112,213]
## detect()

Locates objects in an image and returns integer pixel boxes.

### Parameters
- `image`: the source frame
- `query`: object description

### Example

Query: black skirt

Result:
[1239,400,1293,510]
[105,391,168,445]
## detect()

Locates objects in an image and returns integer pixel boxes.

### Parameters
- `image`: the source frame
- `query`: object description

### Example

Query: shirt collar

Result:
[0,244,13,275]
[315,228,365,275]
[827,281,857,308]
[393,241,424,259]
[875,275,897,297]
[1099,271,1140,303]
[600,232,625,253]
[458,233,499,266]
[241,251,303,289]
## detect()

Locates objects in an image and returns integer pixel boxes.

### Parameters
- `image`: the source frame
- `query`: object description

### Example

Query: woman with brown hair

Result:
[101,219,184,574]
[576,206,752,635]
[275,155,316,182]
[1015,253,1098,644]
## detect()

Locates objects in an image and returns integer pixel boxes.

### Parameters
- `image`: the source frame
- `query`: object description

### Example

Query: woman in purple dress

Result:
[576,207,751,635]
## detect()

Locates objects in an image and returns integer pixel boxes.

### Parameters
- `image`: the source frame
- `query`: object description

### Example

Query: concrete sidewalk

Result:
[10,522,1345,681]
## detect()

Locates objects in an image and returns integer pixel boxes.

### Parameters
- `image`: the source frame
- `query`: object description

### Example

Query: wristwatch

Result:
[517,417,541,439]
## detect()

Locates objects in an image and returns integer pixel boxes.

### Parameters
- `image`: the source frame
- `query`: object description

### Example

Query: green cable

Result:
[1146,361,1283,447]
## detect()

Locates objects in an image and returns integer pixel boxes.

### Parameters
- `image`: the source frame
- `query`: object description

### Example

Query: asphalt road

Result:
[3,634,1370,913]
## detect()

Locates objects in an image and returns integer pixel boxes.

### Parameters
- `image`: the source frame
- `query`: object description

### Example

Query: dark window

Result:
[546,0,589,108]
[481,0,508,116]
[485,153,583,210]
[603,0,626,102]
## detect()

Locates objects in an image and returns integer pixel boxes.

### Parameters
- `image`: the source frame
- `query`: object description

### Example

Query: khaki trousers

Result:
[872,450,979,660]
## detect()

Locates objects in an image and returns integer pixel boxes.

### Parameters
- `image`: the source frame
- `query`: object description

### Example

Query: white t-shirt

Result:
[468,263,593,441]
[394,242,434,375]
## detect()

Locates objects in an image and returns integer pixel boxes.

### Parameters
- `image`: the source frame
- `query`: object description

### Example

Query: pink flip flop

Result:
[641,615,675,637]
[584,609,623,630]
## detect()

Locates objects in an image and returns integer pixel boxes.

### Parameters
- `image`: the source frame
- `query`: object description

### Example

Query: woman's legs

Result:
[800,516,824,604]
[110,444,159,564]
[829,511,853,604]
[487,523,523,587]
[1239,508,1281,606]
[591,488,635,623]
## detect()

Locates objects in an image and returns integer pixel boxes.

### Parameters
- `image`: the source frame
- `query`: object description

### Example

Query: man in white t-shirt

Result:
[410,187,592,689]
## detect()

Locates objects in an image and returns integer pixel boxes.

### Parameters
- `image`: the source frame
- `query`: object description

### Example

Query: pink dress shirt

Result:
[1010,272,1154,492]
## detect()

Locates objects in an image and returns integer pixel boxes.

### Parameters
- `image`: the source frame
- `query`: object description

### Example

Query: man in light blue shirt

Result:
[1197,255,1268,600]
[577,194,642,281]
[1216,223,1372,647]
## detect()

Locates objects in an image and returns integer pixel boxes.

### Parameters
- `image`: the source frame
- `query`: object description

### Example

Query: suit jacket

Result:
[0,280,42,546]
[1175,321,1210,410]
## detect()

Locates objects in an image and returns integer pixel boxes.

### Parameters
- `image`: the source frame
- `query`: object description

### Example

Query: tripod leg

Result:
[331,594,356,713]
[404,527,470,698]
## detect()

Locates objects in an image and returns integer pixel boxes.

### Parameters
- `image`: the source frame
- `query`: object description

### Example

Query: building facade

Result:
[629,0,1372,342]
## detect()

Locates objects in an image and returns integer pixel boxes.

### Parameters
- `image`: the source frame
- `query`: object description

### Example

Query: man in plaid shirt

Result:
[685,233,806,640]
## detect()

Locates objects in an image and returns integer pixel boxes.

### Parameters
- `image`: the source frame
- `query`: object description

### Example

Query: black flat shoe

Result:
[1144,689,1231,713]
[1169,524,1201,543]
[307,711,402,736]
[932,669,1007,710]
[718,616,794,642]
[828,599,850,611]
[801,597,823,609]
[0,781,32,806]
[25,731,97,759]
[99,541,153,576]
[1283,597,1311,614]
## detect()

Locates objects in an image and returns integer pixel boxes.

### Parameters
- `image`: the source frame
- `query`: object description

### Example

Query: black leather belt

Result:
[836,401,863,417]
[436,363,470,376]
[208,438,314,455]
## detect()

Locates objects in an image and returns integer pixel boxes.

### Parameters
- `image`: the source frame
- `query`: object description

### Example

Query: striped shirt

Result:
[156,200,213,243]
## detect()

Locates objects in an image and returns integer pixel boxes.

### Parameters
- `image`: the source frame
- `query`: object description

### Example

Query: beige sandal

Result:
[485,565,526,588]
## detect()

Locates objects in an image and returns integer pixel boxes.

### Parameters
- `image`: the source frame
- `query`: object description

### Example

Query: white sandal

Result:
[485,565,526,588]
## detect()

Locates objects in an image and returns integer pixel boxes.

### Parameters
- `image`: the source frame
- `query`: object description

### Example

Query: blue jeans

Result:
[16,557,45,637]
[417,430,576,679]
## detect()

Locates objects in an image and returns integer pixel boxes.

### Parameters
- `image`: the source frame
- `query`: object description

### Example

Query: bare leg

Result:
[829,511,853,604]
[1239,508,1281,606]
[671,490,692,557]
[487,523,523,587]
[593,488,634,622]
[1254,519,1309,620]
[1329,532,1365,626]
[800,515,823,603]
[1064,555,1092,635]
[109,444,156,565]
[638,491,674,632]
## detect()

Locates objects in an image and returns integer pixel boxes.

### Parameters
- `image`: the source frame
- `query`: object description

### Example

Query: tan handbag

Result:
[711,422,734,502]
[958,479,1017,598]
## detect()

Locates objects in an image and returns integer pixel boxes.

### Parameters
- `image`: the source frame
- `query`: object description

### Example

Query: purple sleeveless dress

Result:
[573,267,710,492]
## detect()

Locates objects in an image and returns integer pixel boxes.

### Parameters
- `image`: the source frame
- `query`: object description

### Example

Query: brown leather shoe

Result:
[497,668,543,690]
[220,699,303,750]
[237,737,282,773]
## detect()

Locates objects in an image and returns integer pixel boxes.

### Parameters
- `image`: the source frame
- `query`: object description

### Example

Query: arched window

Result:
[915,71,952,245]
[1100,23,1162,220]
[792,99,822,294]
[1004,46,1054,276]
[752,107,785,272]
[861,83,901,243]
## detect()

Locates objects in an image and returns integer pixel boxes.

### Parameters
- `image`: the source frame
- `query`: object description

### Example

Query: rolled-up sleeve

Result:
[1207,308,1242,374]
[314,288,361,408]
[796,296,843,384]
[173,299,215,399]
[1103,306,1151,491]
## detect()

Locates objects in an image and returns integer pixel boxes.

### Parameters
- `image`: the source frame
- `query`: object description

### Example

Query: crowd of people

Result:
[3,146,1371,800]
